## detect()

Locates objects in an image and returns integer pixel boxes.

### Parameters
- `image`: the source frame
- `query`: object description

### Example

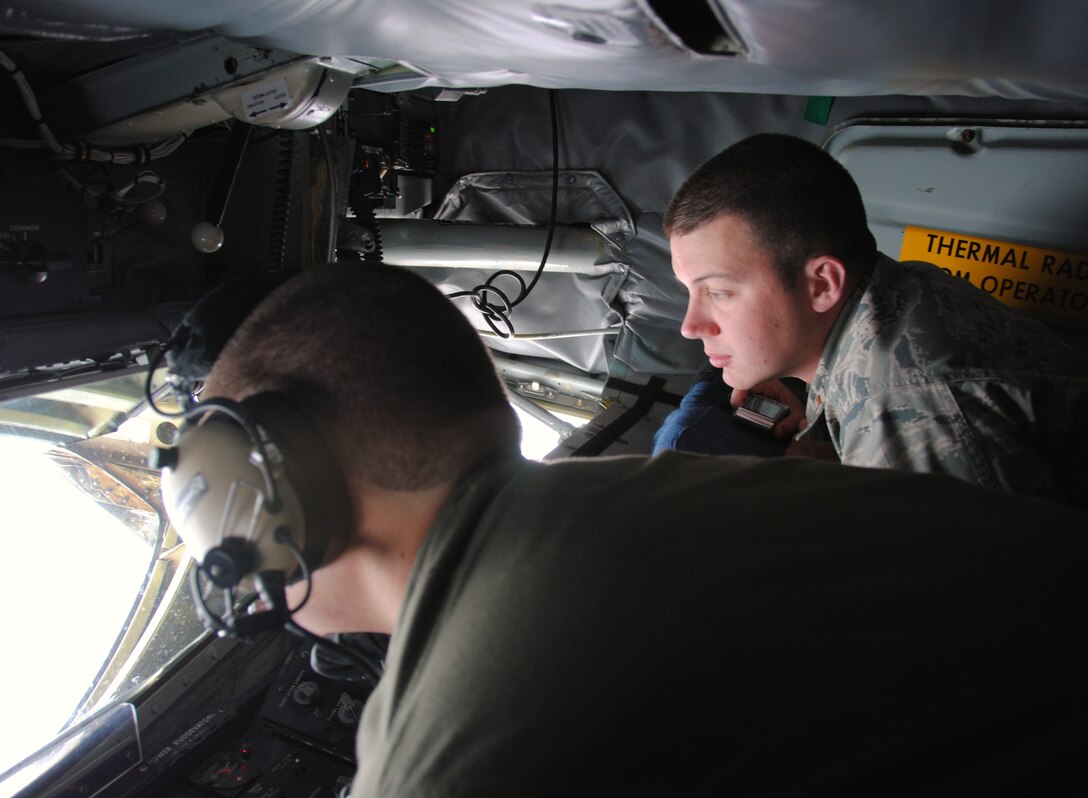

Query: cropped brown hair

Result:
[207,264,520,490]
[664,133,877,284]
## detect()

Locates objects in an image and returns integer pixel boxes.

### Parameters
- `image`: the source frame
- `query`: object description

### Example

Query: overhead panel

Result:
[826,121,1088,330]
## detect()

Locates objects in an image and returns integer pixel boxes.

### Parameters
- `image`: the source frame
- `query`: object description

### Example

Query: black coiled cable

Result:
[448,90,559,338]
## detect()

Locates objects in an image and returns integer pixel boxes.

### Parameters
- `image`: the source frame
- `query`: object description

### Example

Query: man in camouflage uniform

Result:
[666,133,1088,507]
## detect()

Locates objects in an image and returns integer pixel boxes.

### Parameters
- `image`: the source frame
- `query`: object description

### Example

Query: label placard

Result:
[899,225,1088,323]
[243,78,292,120]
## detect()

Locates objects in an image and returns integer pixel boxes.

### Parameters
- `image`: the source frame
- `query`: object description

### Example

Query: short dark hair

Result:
[207,264,520,490]
[663,133,877,284]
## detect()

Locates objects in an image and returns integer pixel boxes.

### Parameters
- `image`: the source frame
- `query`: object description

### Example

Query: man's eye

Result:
[707,290,732,300]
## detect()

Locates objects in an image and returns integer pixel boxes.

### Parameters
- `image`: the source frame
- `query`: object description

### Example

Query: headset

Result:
[148,277,384,684]
[158,392,348,614]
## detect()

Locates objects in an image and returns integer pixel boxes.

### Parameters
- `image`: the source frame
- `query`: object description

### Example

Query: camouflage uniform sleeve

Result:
[810,253,1087,505]
[833,378,1064,501]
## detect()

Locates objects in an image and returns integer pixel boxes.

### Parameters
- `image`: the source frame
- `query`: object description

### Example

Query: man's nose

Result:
[680,301,718,340]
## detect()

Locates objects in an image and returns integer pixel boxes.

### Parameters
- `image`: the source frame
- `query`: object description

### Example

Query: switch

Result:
[293,681,320,706]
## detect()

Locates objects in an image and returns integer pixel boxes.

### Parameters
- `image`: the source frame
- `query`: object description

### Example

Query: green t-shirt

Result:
[352,452,1088,796]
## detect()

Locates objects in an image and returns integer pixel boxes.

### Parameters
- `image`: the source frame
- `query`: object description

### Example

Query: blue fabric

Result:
[652,372,790,457]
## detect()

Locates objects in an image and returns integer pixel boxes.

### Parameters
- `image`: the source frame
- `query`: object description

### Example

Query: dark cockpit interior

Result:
[2,2,1087,795]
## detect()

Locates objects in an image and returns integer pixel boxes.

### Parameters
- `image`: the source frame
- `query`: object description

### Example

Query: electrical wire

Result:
[0,8,155,42]
[144,342,189,417]
[57,167,166,206]
[513,90,560,307]
[286,620,383,685]
[188,528,314,631]
[187,527,380,683]
[0,48,187,164]
[183,488,383,682]
[189,565,231,635]
[448,90,560,338]
[275,528,313,614]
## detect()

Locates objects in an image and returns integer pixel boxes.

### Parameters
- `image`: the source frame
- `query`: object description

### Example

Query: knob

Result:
[293,681,320,706]
[337,697,364,727]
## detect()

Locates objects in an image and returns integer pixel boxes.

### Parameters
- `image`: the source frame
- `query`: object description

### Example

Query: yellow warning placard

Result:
[899,226,1088,324]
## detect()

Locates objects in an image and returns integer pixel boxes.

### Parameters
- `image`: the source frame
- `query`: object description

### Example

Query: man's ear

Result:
[803,256,848,313]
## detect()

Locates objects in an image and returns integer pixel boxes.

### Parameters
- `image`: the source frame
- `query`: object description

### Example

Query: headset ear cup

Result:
[161,394,352,587]
[238,393,353,575]
[161,413,308,580]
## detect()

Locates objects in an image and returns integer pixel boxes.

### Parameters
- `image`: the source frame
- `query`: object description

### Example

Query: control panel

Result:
[165,640,383,798]
[259,646,373,760]
[185,729,356,798]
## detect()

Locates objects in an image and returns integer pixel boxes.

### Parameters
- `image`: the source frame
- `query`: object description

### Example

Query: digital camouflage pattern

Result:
[801,254,1088,507]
